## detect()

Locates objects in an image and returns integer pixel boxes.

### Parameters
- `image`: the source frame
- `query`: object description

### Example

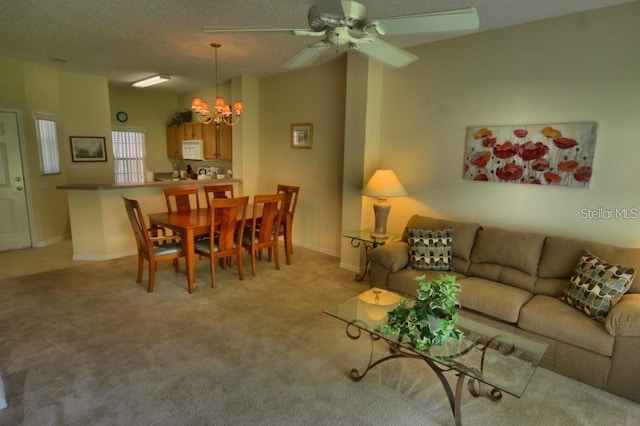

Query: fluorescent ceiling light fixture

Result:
[132,74,171,88]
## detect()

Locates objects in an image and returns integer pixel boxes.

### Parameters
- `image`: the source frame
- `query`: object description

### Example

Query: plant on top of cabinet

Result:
[169,109,193,126]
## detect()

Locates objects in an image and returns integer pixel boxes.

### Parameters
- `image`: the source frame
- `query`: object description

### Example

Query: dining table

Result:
[148,206,256,293]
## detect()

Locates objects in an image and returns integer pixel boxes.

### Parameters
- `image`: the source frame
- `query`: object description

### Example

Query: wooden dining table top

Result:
[148,205,257,232]
[148,208,214,236]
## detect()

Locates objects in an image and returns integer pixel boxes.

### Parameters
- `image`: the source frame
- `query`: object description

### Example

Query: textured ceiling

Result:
[0,0,635,95]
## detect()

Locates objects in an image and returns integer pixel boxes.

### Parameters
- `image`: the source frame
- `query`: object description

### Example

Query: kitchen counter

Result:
[57,178,240,191]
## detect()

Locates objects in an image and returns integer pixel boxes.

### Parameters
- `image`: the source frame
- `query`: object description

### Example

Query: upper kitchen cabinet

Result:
[166,125,182,158]
[166,122,232,160]
[218,124,232,161]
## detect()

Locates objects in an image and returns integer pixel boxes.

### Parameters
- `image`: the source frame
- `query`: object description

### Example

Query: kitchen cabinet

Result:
[166,122,232,160]
[217,123,233,161]
[166,125,182,158]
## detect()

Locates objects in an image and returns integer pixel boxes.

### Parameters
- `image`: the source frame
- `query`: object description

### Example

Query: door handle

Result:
[16,186,23,191]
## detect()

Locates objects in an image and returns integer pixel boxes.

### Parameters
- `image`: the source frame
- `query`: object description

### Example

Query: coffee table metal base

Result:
[344,322,503,426]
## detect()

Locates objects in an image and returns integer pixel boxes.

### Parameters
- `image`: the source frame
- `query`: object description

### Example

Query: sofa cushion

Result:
[538,235,640,294]
[406,227,453,271]
[470,226,546,277]
[561,251,636,321]
[457,277,533,323]
[402,215,481,264]
[519,295,615,356]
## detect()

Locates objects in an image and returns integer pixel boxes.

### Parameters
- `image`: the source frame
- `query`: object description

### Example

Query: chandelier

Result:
[191,43,244,126]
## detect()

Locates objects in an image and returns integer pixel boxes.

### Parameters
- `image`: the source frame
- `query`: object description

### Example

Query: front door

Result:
[0,111,31,250]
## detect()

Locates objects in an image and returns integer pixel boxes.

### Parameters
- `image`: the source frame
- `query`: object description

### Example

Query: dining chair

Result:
[194,196,249,287]
[242,193,285,276]
[123,197,184,292]
[276,184,300,265]
[204,184,235,208]
[164,187,201,212]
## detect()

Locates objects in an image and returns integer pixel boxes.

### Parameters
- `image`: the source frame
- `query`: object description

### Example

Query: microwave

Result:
[182,140,205,160]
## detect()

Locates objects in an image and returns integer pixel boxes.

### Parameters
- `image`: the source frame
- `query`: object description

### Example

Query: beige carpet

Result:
[0,246,638,425]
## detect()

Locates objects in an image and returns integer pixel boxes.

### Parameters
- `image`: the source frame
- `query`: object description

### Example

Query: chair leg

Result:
[273,245,280,271]
[237,251,244,281]
[148,260,156,292]
[251,248,257,277]
[136,254,144,283]
[210,255,217,288]
[285,220,293,263]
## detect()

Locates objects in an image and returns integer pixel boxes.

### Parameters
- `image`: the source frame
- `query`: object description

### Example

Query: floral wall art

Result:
[463,123,597,187]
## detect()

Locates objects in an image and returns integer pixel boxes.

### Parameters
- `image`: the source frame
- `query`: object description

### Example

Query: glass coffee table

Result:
[324,288,548,426]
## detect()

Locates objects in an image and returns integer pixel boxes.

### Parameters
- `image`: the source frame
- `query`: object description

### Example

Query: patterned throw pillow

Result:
[407,228,453,271]
[561,250,636,321]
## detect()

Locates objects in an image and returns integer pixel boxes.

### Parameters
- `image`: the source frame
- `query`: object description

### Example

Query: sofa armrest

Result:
[369,241,409,274]
[605,294,640,336]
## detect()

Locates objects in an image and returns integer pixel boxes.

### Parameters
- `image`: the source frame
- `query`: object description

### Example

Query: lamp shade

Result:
[361,169,407,198]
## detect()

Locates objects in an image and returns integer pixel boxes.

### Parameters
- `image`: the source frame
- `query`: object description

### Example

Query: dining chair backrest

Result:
[164,187,200,212]
[204,184,235,208]
[212,195,249,251]
[251,193,285,245]
[123,197,152,256]
[276,185,299,265]
[276,184,299,221]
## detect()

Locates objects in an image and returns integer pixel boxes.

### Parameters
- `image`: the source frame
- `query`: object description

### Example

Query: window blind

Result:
[35,115,61,175]
[112,130,146,184]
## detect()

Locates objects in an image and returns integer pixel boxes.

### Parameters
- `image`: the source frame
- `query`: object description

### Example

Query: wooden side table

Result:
[343,229,401,281]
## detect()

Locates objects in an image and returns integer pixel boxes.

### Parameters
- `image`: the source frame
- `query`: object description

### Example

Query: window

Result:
[112,130,146,184]
[35,114,61,175]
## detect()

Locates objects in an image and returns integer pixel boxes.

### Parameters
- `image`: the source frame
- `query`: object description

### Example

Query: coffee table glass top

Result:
[324,288,549,398]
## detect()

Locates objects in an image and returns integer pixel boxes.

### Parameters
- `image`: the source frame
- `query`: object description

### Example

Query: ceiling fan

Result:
[202,0,479,69]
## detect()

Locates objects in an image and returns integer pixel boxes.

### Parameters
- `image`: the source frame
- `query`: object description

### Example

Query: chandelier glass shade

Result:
[191,43,244,126]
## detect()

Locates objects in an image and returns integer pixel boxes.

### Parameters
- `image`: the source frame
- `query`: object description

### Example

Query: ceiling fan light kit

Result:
[191,43,244,127]
[202,0,479,69]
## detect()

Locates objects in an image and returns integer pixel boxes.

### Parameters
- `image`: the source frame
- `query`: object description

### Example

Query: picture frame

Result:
[70,136,107,162]
[462,122,597,187]
[291,123,313,149]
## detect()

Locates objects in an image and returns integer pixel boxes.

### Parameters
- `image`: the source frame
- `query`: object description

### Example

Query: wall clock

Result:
[116,111,128,122]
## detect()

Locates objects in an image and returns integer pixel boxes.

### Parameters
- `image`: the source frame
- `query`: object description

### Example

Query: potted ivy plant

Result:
[381,274,463,351]
[169,108,193,126]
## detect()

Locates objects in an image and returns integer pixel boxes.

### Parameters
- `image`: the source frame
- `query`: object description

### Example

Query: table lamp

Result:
[361,169,407,239]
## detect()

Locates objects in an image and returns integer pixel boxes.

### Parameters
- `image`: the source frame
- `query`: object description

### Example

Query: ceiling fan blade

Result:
[315,0,345,20]
[282,42,331,69]
[374,7,479,35]
[354,38,418,68]
[203,26,306,33]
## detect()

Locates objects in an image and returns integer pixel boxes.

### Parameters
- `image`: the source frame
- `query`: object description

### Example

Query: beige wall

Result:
[257,58,347,255]
[59,71,114,184]
[372,1,640,248]
[108,86,178,172]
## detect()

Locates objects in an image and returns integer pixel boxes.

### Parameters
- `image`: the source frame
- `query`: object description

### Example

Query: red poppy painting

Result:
[463,123,597,187]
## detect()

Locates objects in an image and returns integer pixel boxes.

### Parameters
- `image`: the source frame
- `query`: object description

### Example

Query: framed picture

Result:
[462,122,597,187]
[291,123,313,149]
[70,136,107,162]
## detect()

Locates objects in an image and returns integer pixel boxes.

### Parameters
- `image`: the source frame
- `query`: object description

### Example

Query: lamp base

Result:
[370,231,389,240]
[371,198,391,240]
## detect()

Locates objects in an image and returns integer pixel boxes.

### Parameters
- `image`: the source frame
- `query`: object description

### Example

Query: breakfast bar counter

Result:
[58,179,241,260]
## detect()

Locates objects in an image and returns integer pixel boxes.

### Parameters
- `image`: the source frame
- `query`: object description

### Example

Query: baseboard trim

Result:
[33,234,67,248]
[72,250,137,261]
[292,241,339,258]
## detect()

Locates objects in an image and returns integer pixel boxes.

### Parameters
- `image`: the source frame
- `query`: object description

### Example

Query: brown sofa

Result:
[369,215,640,402]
